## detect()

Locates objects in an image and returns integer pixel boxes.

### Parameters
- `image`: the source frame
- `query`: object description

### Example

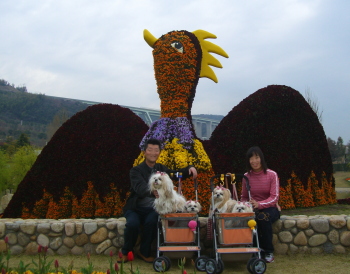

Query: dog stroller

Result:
[152,175,202,272]
[203,174,267,274]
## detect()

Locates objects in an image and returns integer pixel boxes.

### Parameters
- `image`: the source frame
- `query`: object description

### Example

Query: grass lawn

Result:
[334,171,350,188]
[6,253,350,274]
[334,171,350,199]
[336,191,350,199]
[281,203,350,216]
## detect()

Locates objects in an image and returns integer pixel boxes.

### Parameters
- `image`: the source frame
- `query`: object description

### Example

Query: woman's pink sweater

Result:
[241,169,279,210]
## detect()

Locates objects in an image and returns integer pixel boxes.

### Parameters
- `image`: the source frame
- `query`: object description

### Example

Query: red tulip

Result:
[4,236,8,244]
[127,251,134,261]
[2,268,6,274]
[109,250,113,257]
[44,246,48,253]
[114,263,119,271]
[38,245,42,253]
[106,269,110,274]
[54,259,59,269]
[87,252,91,261]
[118,251,123,259]
[183,270,187,274]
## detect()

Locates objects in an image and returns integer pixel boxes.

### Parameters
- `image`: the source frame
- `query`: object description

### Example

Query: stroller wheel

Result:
[195,256,208,271]
[216,258,224,274]
[152,256,170,272]
[249,258,267,274]
[205,258,217,274]
[247,257,256,274]
[162,256,171,271]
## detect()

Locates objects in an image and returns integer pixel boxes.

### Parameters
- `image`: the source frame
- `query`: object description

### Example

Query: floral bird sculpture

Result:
[134,29,229,213]
[2,29,335,219]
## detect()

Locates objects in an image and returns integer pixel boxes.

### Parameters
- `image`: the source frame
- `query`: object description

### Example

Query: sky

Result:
[0,0,349,143]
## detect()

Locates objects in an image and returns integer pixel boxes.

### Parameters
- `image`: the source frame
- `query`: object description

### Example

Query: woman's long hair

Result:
[245,146,268,174]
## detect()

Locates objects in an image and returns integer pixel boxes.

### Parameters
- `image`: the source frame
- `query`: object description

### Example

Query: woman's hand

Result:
[250,199,259,209]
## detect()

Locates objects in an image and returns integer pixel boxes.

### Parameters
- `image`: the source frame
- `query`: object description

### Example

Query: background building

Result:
[78,99,223,140]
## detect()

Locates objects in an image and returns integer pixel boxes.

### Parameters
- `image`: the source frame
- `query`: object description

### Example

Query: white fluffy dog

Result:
[184,200,202,214]
[232,201,254,213]
[210,186,237,215]
[149,171,187,215]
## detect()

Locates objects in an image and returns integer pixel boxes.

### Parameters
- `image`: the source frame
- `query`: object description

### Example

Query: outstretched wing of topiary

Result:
[204,85,337,209]
[3,104,149,218]
[138,29,229,214]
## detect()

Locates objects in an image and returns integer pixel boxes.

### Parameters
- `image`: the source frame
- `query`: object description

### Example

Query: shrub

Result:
[337,198,350,205]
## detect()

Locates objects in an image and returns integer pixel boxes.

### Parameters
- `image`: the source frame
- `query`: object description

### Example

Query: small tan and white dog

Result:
[210,186,237,216]
[149,171,187,215]
[232,201,254,213]
[184,200,202,214]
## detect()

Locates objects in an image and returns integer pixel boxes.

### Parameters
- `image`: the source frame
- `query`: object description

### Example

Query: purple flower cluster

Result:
[139,117,195,150]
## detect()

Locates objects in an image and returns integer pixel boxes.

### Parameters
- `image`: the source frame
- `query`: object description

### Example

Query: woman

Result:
[241,146,280,263]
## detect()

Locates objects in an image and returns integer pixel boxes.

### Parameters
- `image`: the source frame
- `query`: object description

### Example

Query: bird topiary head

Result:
[143,29,229,119]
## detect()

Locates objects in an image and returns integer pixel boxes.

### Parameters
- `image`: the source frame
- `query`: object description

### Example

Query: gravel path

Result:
[335,187,350,192]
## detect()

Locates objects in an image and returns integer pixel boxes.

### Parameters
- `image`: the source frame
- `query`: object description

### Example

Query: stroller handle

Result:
[194,178,198,201]
[209,174,251,198]
[170,172,183,194]
[171,172,198,197]
[193,178,198,191]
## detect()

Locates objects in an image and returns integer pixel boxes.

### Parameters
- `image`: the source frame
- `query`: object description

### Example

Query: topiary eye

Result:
[171,41,183,53]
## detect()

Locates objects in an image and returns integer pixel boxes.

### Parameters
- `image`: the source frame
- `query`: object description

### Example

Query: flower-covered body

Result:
[139,117,195,150]
[134,118,213,212]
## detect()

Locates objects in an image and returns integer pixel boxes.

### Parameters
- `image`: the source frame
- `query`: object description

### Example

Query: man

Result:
[118,138,197,263]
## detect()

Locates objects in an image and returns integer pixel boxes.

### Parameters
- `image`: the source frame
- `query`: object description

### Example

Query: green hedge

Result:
[333,164,350,172]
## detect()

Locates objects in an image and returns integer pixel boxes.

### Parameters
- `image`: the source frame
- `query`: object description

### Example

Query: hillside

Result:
[0,79,225,147]
[0,82,88,147]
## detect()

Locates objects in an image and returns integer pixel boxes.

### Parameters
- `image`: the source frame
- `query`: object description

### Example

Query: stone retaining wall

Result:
[0,218,126,256]
[0,215,350,256]
[272,215,350,254]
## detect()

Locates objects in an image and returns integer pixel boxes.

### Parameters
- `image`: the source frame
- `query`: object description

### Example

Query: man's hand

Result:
[189,167,198,179]
[153,190,159,198]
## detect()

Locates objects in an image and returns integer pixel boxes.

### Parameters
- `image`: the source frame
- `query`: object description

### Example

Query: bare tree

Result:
[46,109,69,141]
[304,86,323,124]
[327,137,337,161]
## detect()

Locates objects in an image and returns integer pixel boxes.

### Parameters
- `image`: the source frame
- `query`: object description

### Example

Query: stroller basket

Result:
[215,212,255,245]
[152,178,202,273]
[161,213,197,244]
[201,174,267,274]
